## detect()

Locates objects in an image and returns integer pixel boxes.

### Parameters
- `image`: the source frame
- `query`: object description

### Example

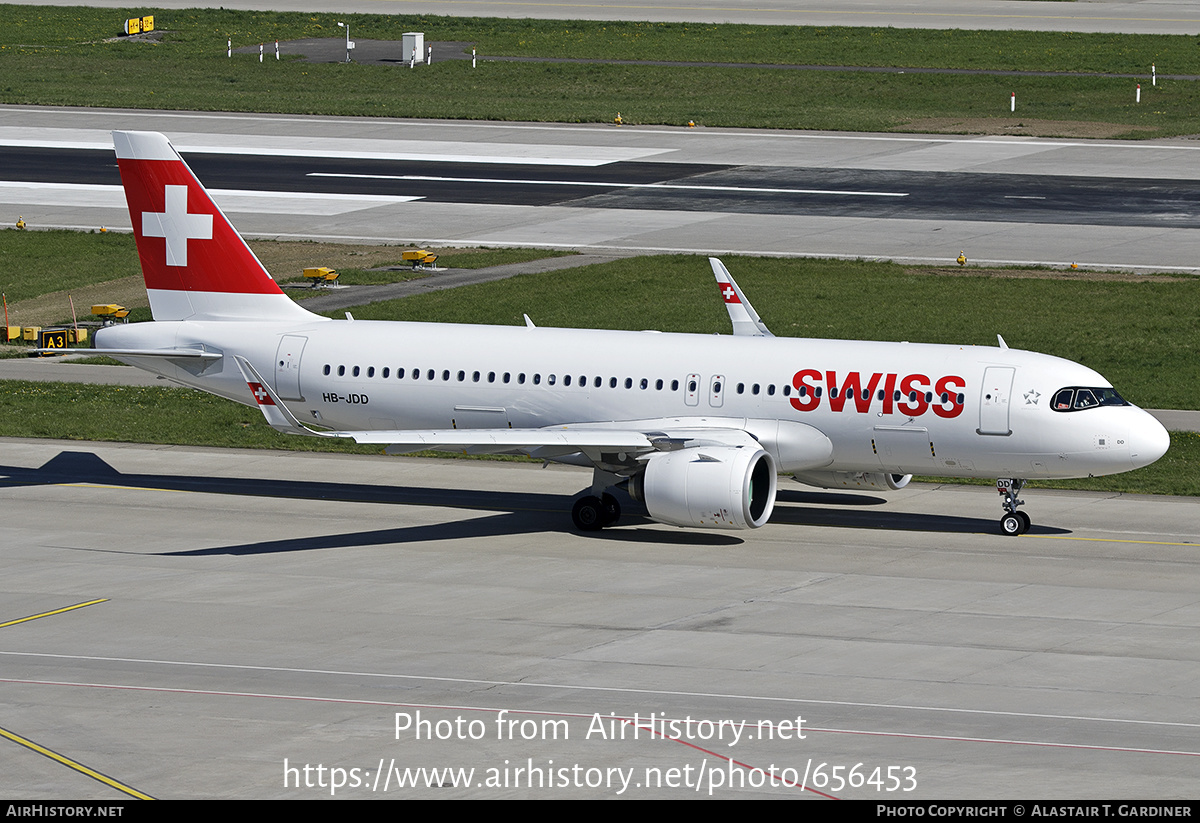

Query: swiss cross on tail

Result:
[247,382,276,406]
[142,185,212,267]
[112,131,320,323]
[719,283,741,304]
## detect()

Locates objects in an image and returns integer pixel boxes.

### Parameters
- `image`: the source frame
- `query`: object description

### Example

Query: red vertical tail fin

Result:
[114,130,317,322]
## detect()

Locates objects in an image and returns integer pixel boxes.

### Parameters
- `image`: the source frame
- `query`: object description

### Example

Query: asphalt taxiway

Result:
[2,438,1199,798]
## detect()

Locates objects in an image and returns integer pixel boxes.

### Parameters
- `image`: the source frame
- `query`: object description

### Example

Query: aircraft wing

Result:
[232,356,792,461]
[353,427,655,457]
[233,355,656,453]
[711,258,774,337]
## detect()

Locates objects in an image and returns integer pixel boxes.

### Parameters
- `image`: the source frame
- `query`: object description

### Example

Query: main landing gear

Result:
[997,478,1031,536]
[571,493,621,531]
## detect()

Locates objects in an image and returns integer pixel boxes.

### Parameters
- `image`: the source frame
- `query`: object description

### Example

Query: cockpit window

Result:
[1051,386,1129,412]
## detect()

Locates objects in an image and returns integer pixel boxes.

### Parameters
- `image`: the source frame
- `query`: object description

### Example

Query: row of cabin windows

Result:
[319,364,964,406]
[322,364,686,391]
[798,386,967,405]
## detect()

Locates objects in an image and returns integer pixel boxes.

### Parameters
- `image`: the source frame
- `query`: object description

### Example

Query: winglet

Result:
[710,258,773,337]
[232,355,336,437]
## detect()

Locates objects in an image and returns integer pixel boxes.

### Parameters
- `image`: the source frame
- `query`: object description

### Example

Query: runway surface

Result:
[4,107,1200,271]
[2,438,1199,798]
[10,144,1200,230]
[17,0,1200,34]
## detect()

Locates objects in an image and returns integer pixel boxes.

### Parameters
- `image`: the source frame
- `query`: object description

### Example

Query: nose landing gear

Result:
[997,478,1030,535]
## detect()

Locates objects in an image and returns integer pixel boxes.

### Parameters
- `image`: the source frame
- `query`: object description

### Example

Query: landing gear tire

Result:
[572,496,606,531]
[997,478,1031,536]
[600,493,621,527]
[1000,513,1023,536]
[1000,511,1030,536]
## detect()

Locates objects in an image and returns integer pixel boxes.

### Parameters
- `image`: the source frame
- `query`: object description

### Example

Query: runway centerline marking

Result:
[307,172,910,198]
[0,598,108,629]
[0,724,154,799]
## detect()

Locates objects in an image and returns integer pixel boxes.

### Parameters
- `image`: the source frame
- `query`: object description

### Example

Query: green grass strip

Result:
[2,7,1198,135]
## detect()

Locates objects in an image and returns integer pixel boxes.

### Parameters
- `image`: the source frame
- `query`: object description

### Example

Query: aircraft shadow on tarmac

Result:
[3,451,1068,554]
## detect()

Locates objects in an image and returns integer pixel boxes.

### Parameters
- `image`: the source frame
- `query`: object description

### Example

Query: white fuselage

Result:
[96,317,1167,481]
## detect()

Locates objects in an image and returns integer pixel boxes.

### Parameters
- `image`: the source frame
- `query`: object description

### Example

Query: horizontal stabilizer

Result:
[72,347,223,360]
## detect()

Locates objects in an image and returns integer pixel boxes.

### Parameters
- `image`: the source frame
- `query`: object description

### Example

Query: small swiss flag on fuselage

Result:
[247,382,275,405]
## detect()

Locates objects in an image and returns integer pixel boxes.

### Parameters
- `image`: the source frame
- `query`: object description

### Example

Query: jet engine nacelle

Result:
[630,446,777,529]
[792,471,912,491]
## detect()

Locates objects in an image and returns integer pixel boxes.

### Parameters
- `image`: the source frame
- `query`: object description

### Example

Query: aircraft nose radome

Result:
[1130,411,1171,469]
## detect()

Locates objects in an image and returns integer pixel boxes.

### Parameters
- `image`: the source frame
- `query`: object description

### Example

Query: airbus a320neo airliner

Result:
[90,131,1170,535]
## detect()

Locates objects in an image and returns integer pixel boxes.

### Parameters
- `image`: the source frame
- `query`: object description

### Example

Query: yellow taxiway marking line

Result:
[60,482,188,493]
[0,599,108,629]
[0,724,154,800]
[1027,534,1197,547]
